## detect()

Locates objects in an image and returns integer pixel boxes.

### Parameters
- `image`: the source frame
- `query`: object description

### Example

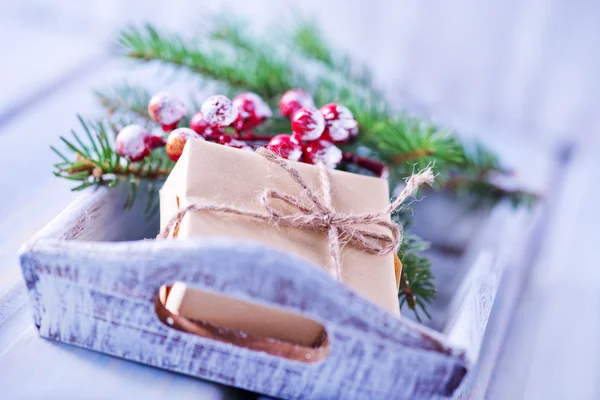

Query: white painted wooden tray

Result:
[18,181,542,400]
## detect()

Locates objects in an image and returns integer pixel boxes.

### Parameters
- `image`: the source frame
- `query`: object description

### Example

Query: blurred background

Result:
[1,1,599,399]
[2,0,599,142]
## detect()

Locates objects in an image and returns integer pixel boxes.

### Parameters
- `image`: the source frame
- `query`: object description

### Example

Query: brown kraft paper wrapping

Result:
[160,139,400,346]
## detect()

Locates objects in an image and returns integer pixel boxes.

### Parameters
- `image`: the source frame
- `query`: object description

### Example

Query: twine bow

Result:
[158,148,434,280]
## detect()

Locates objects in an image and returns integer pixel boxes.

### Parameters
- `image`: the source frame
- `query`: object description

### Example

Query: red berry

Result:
[265,134,303,161]
[160,122,178,132]
[217,134,252,151]
[116,125,161,162]
[232,92,272,132]
[303,140,343,169]
[166,128,203,162]
[148,92,187,130]
[291,107,325,142]
[279,89,315,118]
[200,95,238,128]
[319,103,359,143]
[145,134,166,150]
[189,111,209,134]
[189,111,224,140]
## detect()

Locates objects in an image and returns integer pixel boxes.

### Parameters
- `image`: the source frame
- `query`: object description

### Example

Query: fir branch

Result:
[398,232,436,321]
[361,117,464,173]
[288,20,536,209]
[459,140,507,176]
[57,156,171,181]
[291,20,377,93]
[207,14,266,54]
[95,84,155,127]
[116,22,509,191]
[119,24,297,99]
[289,22,488,185]
[291,21,335,68]
[52,117,173,211]
[443,176,539,209]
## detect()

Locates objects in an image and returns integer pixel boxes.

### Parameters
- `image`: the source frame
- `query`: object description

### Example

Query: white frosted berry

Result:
[232,92,272,131]
[303,140,343,169]
[148,91,187,128]
[291,107,325,142]
[115,125,155,162]
[200,95,238,128]
[279,89,315,118]
[266,134,303,161]
[166,128,203,162]
[320,103,359,143]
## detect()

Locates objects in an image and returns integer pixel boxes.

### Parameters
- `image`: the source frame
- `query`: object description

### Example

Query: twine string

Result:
[157,148,434,280]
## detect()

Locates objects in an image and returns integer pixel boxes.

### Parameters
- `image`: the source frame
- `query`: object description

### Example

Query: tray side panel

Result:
[27,183,159,243]
[20,237,468,400]
[443,205,533,358]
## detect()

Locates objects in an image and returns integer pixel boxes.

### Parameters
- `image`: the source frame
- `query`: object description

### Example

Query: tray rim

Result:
[18,183,543,398]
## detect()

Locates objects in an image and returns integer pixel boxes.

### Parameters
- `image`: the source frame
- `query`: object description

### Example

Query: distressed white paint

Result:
[16,178,545,399]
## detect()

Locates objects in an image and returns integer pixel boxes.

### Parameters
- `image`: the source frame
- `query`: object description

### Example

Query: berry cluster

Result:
[266,90,359,170]
[115,89,388,178]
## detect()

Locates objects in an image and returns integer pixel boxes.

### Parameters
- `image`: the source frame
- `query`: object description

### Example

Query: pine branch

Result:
[58,156,171,181]
[360,117,464,176]
[398,232,436,321]
[95,84,156,127]
[116,24,474,183]
[459,140,504,175]
[443,176,539,209]
[288,20,536,209]
[52,117,173,210]
[119,24,298,99]
[291,20,378,94]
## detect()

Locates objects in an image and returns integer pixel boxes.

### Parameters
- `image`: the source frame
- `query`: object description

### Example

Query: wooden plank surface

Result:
[0,0,598,399]
[0,292,241,399]
[17,178,469,399]
[0,22,106,125]
[488,145,600,400]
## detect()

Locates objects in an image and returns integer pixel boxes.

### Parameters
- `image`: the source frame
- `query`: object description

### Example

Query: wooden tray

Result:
[18,181,542,399]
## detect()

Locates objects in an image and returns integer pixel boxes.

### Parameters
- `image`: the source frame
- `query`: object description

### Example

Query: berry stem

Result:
[236,130,276,142]
[343,152,389,178]
[65,156,171,179]
[400,270,417,309]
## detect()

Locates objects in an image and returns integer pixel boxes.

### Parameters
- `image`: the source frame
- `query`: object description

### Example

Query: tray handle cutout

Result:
[155,284,330,363]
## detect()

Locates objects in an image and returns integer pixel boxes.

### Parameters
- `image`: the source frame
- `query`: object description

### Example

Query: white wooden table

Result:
[1,1,599,399]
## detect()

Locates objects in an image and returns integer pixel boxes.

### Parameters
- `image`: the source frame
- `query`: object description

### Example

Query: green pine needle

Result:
[398,232,436,322]
[119,24,298,99]
[52,117,173,214]
[95,84,156,127]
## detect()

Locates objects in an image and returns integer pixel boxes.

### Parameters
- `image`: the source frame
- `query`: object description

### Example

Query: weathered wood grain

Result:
[448,205,545,399]
[444,205,530,359]
[20,185,471,399]
[0,300,241,400]
[16,167,549,399]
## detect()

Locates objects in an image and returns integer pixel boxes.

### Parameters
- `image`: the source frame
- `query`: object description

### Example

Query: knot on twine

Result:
[158,148,434,280]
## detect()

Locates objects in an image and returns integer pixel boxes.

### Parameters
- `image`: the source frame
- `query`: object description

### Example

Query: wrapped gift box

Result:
[159,140,399,347]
